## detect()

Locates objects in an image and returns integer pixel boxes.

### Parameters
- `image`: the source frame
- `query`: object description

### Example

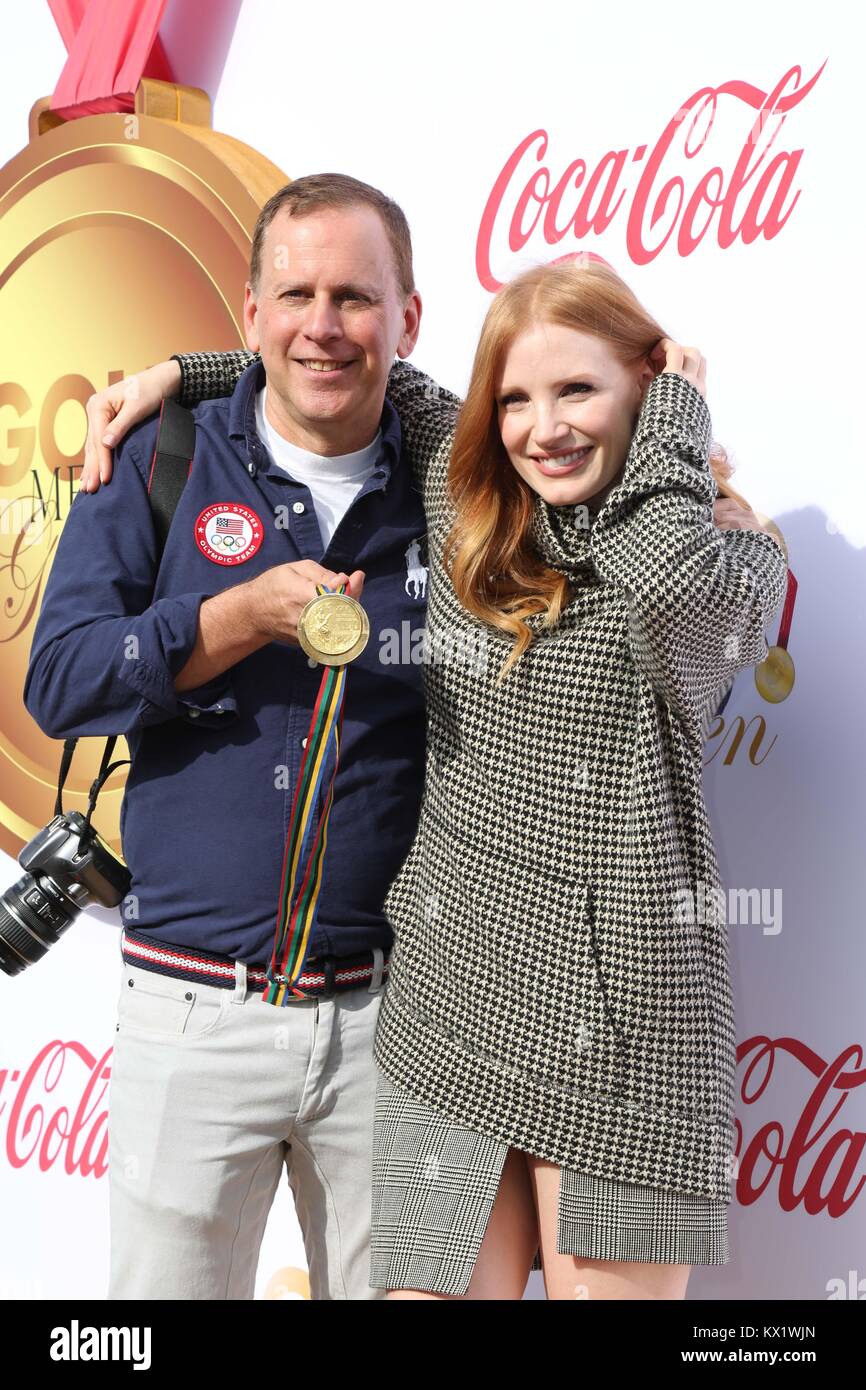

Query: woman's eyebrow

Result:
[498,371,603,393]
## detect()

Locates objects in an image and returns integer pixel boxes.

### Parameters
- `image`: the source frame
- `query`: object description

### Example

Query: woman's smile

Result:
[529,445,595,476]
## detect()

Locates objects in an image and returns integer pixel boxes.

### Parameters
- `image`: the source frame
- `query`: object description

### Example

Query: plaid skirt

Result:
[369,1066,729,1296]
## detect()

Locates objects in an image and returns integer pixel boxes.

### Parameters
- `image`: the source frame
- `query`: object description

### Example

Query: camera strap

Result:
[54,398,197,818]
[146,397,196,556]
[54,734,130,828]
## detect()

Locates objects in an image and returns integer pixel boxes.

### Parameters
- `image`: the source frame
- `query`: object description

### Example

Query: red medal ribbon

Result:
[46,0,236,120]
[774,568,797,650]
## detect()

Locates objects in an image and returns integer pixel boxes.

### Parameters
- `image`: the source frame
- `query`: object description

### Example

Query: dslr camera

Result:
[0,737,131,975]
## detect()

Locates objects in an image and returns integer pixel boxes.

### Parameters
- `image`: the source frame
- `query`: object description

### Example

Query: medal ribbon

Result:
[263,583,351,1005]
[47,0,235,120]
[772,568,797,653]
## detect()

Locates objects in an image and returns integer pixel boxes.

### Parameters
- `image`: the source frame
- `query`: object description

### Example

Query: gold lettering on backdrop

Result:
[703,713,778,767]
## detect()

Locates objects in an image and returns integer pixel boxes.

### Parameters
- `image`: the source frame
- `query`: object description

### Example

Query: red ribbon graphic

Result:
[47,0,241,120]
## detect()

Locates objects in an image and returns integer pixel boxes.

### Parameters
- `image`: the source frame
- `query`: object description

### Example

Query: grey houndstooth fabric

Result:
[370,1065,542,1292]
[370,1066,727,1294]
[175,348,788,1205]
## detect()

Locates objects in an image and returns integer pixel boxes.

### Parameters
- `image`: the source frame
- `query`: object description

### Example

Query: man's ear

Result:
[243,283,260,352]
[396,290,422,358]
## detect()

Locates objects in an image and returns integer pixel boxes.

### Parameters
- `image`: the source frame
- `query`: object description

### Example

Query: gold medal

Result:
[753,546,796,704]
[0,79,287,857]
[754,645,795,702]
[297,592,370,666]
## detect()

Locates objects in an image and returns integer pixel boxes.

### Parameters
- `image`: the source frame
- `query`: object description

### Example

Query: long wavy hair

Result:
[442,259,752,683]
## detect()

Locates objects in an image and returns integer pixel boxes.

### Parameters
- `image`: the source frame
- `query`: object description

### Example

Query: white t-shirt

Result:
[255,385,382,550]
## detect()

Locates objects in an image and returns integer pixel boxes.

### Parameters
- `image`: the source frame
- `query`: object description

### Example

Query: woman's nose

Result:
[530,397,570,433]
[533,415,572,449]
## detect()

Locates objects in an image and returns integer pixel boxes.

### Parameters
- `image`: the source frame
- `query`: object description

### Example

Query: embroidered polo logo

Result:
[404,535,428,599]
[194,502,264,566]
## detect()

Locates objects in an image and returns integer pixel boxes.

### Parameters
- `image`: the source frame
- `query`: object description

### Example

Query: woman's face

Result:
[495,322,655,511]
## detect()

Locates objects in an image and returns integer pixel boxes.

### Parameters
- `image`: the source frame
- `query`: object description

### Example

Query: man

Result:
[24,173,434,1300]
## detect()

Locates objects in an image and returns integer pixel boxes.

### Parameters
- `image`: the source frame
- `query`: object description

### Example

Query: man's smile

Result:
[295,358,359,378]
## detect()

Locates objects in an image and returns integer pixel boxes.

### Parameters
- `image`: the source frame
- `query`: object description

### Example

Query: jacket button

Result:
[307,657,318,669]
[184,991,193,1001]
[188,709,201,718]
[292,501,305,514]
[301,736,308,748]
[248,462,256,476]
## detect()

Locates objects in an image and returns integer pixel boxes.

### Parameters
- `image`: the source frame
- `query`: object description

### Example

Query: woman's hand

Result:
[79,359,182,491]
[648,338,707,400]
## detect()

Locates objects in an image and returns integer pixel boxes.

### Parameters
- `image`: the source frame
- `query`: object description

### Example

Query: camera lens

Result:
[0,873,78,976]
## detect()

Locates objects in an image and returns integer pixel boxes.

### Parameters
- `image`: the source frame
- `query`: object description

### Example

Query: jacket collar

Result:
[227,356,402,479]
[506,495,601,636]
[527,493,598,579]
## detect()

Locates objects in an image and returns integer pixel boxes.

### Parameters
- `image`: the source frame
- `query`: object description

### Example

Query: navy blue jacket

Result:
[23,359,428,965]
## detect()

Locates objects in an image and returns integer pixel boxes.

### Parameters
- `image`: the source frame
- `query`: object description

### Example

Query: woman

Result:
[80,259,788,1299]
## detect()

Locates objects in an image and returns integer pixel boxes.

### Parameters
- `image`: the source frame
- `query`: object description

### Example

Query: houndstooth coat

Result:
[175,349,789,1203]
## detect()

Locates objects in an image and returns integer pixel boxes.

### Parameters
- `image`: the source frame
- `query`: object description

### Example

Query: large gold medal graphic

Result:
[0,79,287,856]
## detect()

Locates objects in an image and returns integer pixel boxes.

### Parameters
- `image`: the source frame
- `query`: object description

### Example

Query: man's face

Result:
[496,322,654,512]
[244,203,421,455]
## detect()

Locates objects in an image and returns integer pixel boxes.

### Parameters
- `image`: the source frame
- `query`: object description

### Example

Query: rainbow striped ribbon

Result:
[262,583,350,1005]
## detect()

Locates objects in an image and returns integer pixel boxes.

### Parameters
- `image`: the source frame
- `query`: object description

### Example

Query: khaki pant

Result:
[107,951,386,1300]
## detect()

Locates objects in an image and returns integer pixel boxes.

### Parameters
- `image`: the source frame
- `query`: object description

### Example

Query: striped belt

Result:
[121,927,389,999]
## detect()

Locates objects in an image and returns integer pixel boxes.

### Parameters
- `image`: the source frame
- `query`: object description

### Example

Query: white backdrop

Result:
[1,0,864,1301]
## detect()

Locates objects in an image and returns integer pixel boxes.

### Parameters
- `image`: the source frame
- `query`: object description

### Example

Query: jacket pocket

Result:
[385,808,627,1104]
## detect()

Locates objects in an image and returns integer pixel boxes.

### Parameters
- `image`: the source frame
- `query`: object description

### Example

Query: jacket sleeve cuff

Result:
[115,591,239,728]
[637,370,713,469]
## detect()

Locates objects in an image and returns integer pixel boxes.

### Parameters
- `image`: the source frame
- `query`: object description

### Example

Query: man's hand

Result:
[712,496,773,535]
[245,562,366,645]
[174,561,366,692]
[80,360,182,491]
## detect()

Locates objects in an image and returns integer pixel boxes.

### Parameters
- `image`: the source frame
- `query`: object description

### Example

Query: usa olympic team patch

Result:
[194,502,264,565]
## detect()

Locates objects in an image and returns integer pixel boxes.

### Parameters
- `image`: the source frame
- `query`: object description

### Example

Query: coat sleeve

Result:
[589,370,789,741]
[170,350,258,407]
[23,423,239,739]
[383,358,462,502]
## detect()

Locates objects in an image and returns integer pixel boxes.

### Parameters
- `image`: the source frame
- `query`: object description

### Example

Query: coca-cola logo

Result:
[735,1037,865,1216]
[476,61,827,290]
[1,1042,111,1177]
